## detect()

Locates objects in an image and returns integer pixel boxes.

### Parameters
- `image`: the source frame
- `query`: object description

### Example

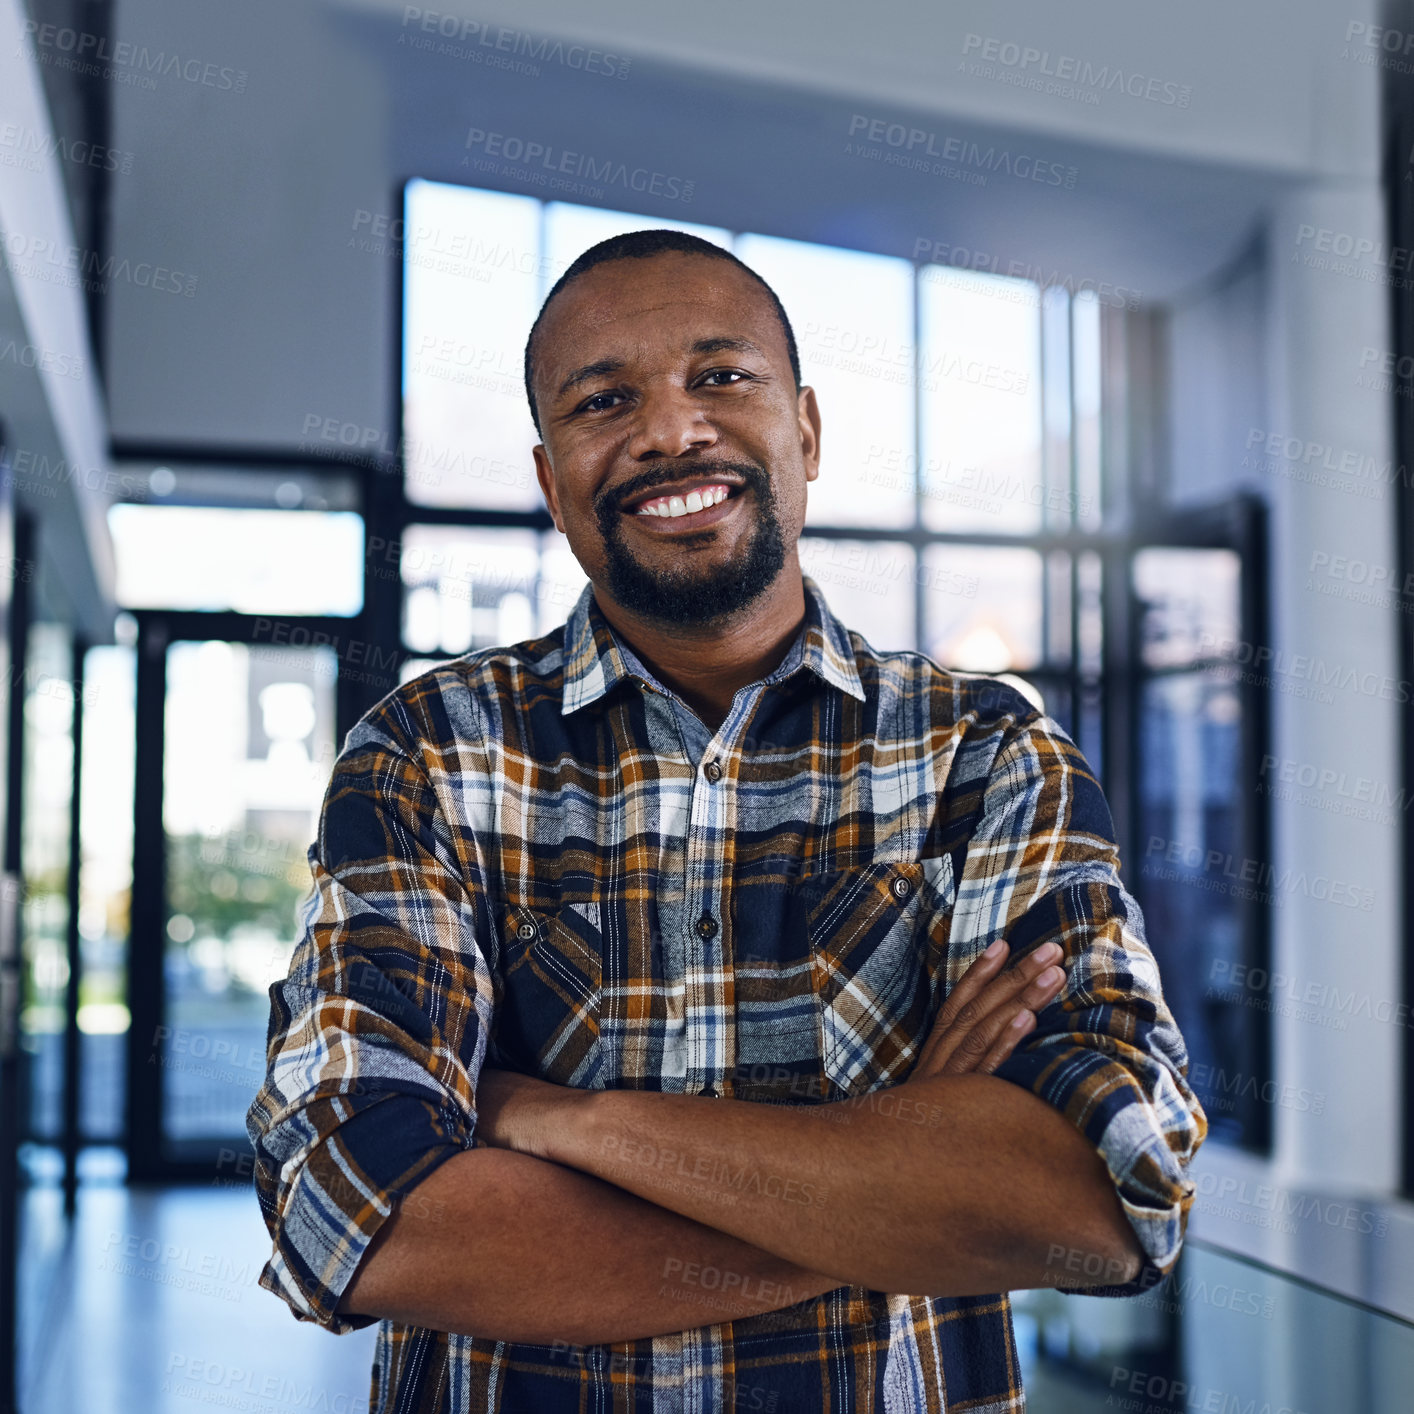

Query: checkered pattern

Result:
[248,575,1206,1412]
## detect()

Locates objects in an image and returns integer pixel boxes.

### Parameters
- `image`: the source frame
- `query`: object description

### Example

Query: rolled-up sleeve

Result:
[956,709,1207,1296]
[245,689,496,1332]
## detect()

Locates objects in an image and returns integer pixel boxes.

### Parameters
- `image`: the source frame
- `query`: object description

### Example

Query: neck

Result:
[595,569,807,730]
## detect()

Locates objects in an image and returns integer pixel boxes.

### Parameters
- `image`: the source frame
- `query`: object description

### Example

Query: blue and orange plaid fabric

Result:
[248,574,1205,1412]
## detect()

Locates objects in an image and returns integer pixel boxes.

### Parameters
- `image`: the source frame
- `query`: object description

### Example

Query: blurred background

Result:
[2,0,1413,1408]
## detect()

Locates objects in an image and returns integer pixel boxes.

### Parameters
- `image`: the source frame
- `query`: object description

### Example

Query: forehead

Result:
[535,252,787,379]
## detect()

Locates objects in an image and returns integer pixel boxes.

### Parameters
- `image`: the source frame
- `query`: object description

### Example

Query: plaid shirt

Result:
[248,574,1205,1413]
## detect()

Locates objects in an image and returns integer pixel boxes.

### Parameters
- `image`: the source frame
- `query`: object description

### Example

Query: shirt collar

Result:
[560,574,866,714]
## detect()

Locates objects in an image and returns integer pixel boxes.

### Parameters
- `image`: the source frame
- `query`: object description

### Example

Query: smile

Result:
[622,481,742,532]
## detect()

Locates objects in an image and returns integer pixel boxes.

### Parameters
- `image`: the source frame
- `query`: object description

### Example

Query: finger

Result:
[975,1006,1036,1075]
[921,942,1063,1075]
[940,965,1064,1076]
[913,939,1010,1072]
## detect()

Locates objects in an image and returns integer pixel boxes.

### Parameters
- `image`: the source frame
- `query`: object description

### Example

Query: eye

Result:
[698,369,750,387]
[576,390,626,415]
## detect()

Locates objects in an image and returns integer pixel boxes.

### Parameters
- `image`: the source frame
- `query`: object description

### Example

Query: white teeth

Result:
[634,483,731,517]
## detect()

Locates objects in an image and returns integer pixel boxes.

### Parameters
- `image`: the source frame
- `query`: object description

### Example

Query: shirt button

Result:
[701,1084,720,1099]
[517,920,538,942]
[704,760,723,783]
[695,914,719,939]
[891,876,912,900]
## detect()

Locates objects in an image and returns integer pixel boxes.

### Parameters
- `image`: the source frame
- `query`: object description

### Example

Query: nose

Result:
[625,382,718,461]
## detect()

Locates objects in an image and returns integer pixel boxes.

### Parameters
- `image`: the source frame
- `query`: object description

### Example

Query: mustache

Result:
[599,459,770,516]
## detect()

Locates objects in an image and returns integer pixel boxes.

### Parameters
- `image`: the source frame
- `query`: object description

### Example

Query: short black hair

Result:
[522,228,802,437]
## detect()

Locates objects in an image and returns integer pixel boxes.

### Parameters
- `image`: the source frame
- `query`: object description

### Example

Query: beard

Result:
[594,459,787,626]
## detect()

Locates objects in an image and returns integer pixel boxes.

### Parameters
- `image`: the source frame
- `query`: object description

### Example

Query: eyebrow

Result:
[553,336,767,402]
[556,358,625,402]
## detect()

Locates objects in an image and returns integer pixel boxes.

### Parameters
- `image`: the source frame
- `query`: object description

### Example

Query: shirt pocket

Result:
[802,857,953,1098]
[494,897,604,1089]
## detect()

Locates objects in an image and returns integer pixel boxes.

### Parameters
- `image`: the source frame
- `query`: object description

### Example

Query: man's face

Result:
[530,252,820,627]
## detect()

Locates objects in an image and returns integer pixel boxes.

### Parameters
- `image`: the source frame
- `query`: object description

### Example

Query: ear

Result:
[533,444,565,533]
[797,385,822,483]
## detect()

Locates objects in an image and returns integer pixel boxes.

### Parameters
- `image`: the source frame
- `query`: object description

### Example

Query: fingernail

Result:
[1039,966,1064,989]
[985,939,1006,959]
[1010,1009,1034,1030]
[1036,943,1062,964]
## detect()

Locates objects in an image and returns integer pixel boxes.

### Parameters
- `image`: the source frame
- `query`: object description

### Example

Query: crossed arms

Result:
[339,940,1146,1344]
[249,702,1205,1347]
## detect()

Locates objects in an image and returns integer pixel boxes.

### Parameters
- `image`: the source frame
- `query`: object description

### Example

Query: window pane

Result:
[735,234,915,529]
[538,533,590,634]
[919,267,1043,534]
[21,625,73,1142]
[401,525,541,655]
[162,641,338,1142]
[921,545,1044,671]
[799,539,916,653]
[108,506,364,616]
[1134,548,1241,669]
[1135,669,1254,1145]
[78,644,136,1141]
[402,181,544,509]
[1072,290,1103,531]
[543,203,731,276]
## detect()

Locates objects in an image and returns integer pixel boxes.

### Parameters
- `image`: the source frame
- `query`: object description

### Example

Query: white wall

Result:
[0,0,115,640]
[104,0,1402,1199]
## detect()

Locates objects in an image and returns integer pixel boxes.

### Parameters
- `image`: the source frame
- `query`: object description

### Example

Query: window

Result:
[400,181,1107,737]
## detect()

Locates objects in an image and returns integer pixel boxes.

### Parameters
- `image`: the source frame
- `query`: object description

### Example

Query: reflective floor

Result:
[24,1166,1412,1412]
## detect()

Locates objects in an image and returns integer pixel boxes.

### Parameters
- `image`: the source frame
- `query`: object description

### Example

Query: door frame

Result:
[126,608,384,1182]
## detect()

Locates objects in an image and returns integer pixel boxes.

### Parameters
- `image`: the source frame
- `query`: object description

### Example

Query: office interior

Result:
[1,0,1413,1409]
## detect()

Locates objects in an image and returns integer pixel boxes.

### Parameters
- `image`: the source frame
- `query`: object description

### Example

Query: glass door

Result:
[129,614,339,1177]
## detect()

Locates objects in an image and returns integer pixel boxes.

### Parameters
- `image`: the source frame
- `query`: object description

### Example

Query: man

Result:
[249,229,1206,1412]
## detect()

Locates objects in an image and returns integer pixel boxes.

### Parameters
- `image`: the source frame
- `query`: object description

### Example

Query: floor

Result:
[20,1176,377,1414]
[19,1170,1103,1413]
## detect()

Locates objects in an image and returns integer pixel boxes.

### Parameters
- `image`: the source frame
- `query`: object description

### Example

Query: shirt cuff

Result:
[993,1041,1200,1298]
[259,1091,470,1333]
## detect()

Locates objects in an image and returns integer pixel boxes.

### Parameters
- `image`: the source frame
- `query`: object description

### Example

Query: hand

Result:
[475,1068,588,1160]
[911,940,1067,1082]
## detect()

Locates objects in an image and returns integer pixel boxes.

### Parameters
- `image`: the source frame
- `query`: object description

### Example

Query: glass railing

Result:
[1013,1239,1414,1413]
